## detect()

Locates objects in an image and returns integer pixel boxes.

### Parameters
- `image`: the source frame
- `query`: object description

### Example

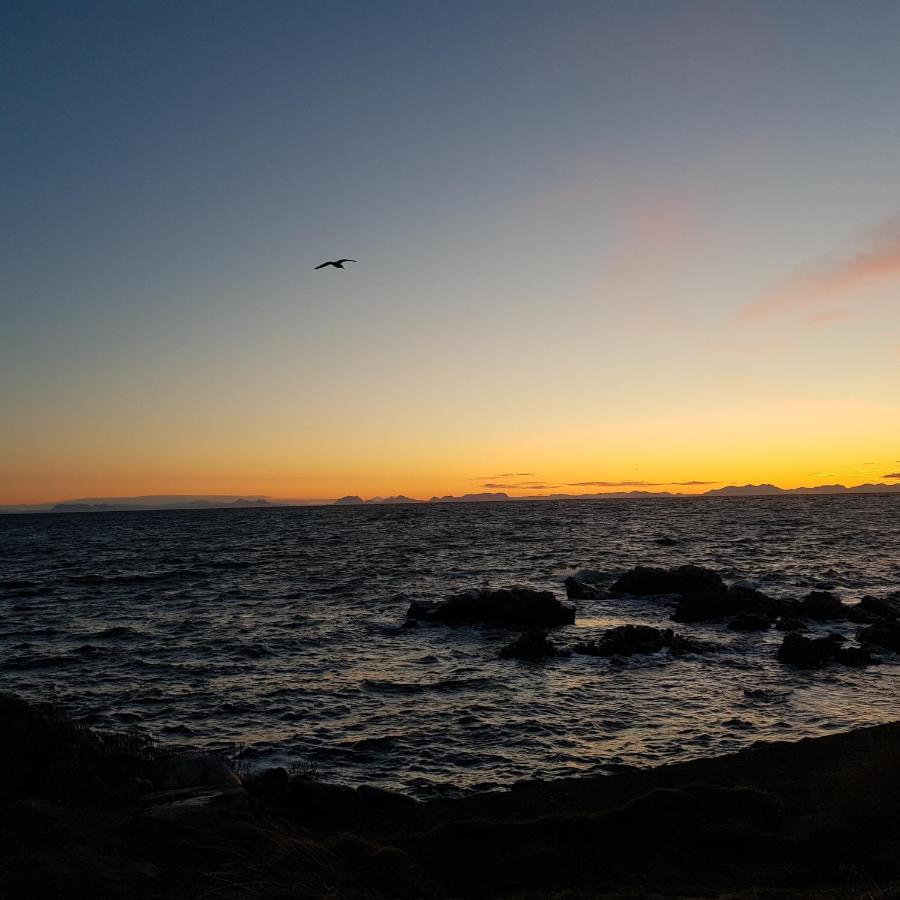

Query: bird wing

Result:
[314,262,333,269]
[338,259,357,264]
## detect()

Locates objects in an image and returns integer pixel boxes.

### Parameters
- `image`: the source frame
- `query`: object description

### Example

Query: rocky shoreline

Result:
[4,691,900,898]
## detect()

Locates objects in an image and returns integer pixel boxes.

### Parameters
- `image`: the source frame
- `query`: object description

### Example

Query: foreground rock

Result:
[673,582,789,624]
[8,692,900,899]
[849,592,900,623]
[499,629,561,659]
[572,624,709,657]
[777,632,871,668]
[800,590,848,620]
[407,586,575,626]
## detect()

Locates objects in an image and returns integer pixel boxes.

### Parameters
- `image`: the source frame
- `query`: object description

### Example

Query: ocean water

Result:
[1,496,899,798]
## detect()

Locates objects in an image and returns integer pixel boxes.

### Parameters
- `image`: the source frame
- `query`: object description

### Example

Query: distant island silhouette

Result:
[2,483,899,514]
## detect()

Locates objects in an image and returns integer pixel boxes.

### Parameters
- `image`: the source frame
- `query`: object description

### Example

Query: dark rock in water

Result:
[654,536,679,546]
[572,624,708,657]
[776,616,806,631]
[406,587,575,626]
[253,767,289,788]
[672,583,786,624]
[573,568,606,584]
[728,613,770,632]
[858,619,900,651]
[163,753,242,790]
[835,646,873,668]
[499,629,560,660]
[801,591,847,620]
[849,593,900,623]
[610,564,724,596]
[777,632,867,668]
[564,576,604,600]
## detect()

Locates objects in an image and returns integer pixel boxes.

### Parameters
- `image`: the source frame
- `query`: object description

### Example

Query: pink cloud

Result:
[739,216,900,322]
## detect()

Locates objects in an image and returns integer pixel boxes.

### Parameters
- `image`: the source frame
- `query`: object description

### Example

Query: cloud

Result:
[739,214,900,322]
[473,472,534,480]
[884,473,900,480]
[481,482,560,490]
[566,480,718,488]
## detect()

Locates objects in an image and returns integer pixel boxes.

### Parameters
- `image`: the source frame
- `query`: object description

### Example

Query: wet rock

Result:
[801,591,847,620]
[728,613,770,632]
[406,587,575,626]
[253,766,289,788]
[572,624,708,657]
[858,620,900,652]
[499,629,560,660]
[850,594,900,623]
[776,616,806,631]
[163,752,242,790]
[777,632,858,667]
[654,537,679,546]
[672,584,786,624]
[835,646,873,668]
[573,569,606,584]
[564,576,604,600]
[610,565,724,596]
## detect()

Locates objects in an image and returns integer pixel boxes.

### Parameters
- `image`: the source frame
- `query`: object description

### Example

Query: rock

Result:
[777,632,857,667]
[564,576,604,600]
[574,569,606,584]
[654,537,679,546]
[672,584,786,624]
[572,624,708,657]
[852,594,900,622]
[776,616,805,631]
[283,779,363,825]
[858,620,900,651]
[357,784,418,810]
[499,630,560,660]
[253,766,289,788]
[801,591,847,620]
[835,646,873,668]
[610,565,724,596]
[141,785,249,824]
[728,613,770,632]
[406,587,575,626]
[732,579,760,593]
[163,752,242,790]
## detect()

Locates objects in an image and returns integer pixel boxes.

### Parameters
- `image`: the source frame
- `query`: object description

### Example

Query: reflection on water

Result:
[1,495,898,797]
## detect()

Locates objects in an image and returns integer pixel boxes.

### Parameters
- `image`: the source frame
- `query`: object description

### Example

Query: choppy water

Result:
[2,496,899,797]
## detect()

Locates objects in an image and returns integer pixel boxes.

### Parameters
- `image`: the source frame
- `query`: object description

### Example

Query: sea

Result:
[1,495,898,798]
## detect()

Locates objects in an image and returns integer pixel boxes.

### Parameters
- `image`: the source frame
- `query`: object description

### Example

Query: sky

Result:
[2,0,899,504]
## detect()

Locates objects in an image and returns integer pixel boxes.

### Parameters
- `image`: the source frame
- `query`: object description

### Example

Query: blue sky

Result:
[2,1,899,502]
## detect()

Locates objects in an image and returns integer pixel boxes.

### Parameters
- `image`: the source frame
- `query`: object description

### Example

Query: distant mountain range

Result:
[2,483,898,514]
[334,484,900,504]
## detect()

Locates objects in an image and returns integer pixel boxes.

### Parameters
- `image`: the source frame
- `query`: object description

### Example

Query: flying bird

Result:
[315,258,357,270]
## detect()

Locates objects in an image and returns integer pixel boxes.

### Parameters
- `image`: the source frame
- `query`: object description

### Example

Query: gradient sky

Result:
[2,0,899,504]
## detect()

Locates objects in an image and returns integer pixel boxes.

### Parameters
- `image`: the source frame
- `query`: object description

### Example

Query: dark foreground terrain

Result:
[3,694,900,899]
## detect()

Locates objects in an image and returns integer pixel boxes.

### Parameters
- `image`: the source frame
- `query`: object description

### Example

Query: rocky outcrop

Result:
[563,576,605,599]
[848,593,900,623]
[777,632,871,668]
[406,587,575,626]
[800,591,847,620]
[610,565,724,596]
[499,630,561,660]
[572,624,708,657]
[728,613,770,632]
[163,752,242,790]
[858,619,900,651]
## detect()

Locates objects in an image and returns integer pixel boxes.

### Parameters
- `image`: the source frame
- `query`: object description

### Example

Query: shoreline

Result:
[4,693,900,898]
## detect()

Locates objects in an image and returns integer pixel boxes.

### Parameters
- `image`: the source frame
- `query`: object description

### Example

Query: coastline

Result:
[4,693,900,898]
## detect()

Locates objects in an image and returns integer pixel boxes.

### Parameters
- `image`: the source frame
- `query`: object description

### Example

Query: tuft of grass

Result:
[288,758,320,781]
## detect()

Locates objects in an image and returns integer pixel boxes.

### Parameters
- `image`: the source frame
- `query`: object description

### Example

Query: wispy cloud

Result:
[739,214,900,322]
[566,480,718,488]
[473,472,534,480]
[884,473,900,480]
[481,481,560,490]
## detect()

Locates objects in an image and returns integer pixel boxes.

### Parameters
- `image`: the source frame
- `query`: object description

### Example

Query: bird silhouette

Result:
[315,258,357,269]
